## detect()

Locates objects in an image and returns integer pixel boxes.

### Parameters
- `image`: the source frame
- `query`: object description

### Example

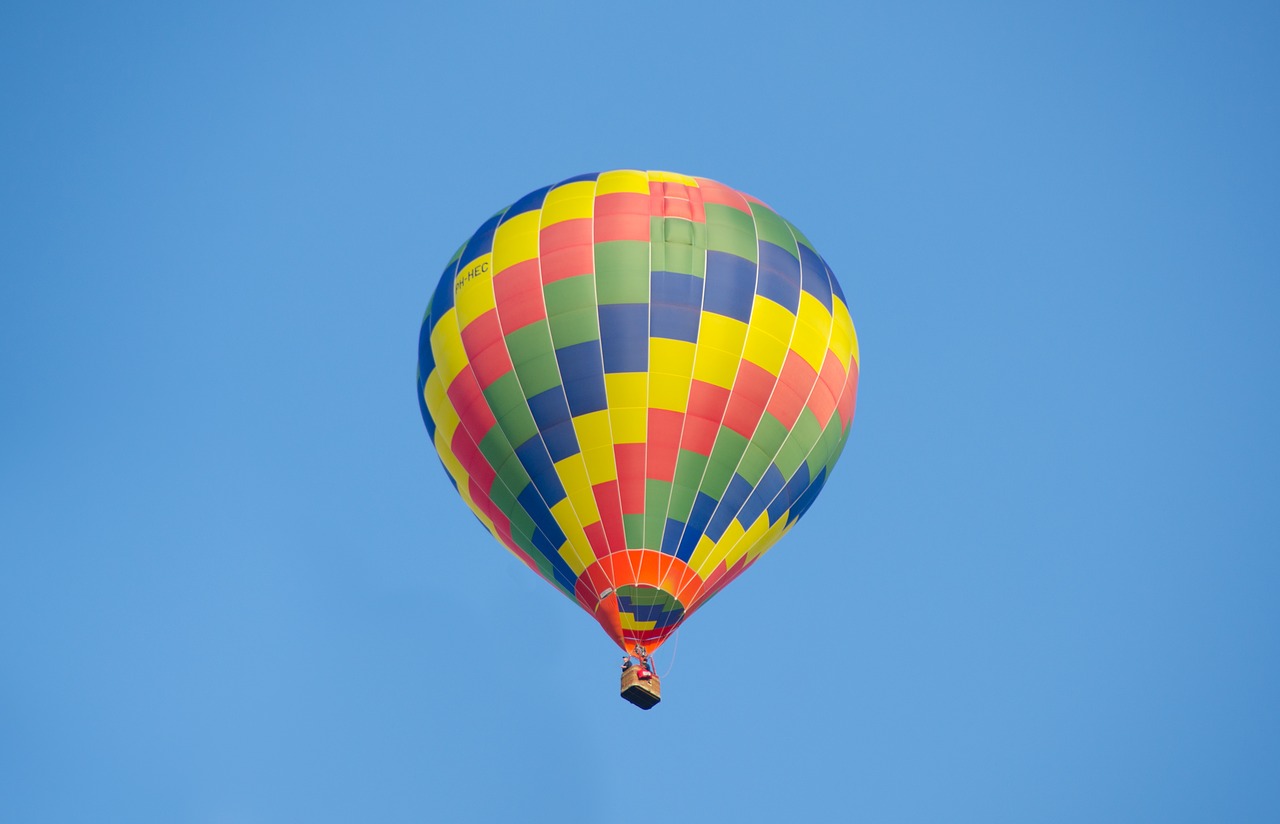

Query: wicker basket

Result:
[620,668,661,709]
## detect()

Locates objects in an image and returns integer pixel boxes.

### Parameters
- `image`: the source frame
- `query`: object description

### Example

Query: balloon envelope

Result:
[418,170,858,654]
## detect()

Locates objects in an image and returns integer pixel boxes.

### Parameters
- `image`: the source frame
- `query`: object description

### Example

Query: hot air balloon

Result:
[417,171,858,707]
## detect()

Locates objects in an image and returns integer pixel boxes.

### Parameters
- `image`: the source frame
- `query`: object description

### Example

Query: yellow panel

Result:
[540,181,597,226]
[454,253,496,328]
[548,503,594,575]
[566,482,602,525]
[686,533,718,576]
[742,325,788,375]
[430,315,468,386]
[750,295,796,340]
[698,313,749,353]
[791,294,834,373]
[554,454,592,495]
[648,170,697,185]
[492,211,541,273]
[423,373,457,437]
[619,613,657,631]
[692,346,740,389]
[745,519,789,562]
[830,298,857,369]
[572,410,613,452]
[651,338,695,375]
[605,373,648,408]
[649,372,691,412]
[611,406,646,443]
[581,445,618,482]
[724,512,775,568]
[595,170,650,196]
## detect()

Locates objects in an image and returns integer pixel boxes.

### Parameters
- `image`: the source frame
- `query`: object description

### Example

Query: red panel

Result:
[663,195,693,220]
[692,177,751,212]
[837,362,858,427]
[539,218,592,253]
[646,409,683,482]
[452,428,496,491]
[540,243,594,283]
[687,379,730,420]
[583,520,610,559]
[470,338,514,389]
[767,351,819,428]
[681,414,719,456]
[594,193,650,243]
[614,443,646,514]
[592,481,626,551]
[446,367,497,434]
[723,361,777,437]
[684,179,706,223]
[493,260,546,334]
[722,392,766,439]
[765,381,806,429]
[460,308,503,354]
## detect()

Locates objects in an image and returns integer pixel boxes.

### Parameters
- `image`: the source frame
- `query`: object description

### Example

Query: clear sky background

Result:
[3,2,1278,822]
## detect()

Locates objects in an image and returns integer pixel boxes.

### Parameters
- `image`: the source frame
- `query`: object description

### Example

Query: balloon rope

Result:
[660,629,679,678]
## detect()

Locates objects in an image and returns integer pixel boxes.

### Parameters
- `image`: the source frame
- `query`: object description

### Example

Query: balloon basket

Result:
[620,668,661,710]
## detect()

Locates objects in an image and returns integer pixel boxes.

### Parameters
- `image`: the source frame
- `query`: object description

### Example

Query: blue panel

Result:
[516,438,567,506]
[827,261,846,305]
[650,302,700,342]
[738,464,786,528]
[798,244,833,312]
[660,517,686,555]
[528,525,576,587]
[460,210,505,270]
[556,171,601,186]
[598,303,649,373]
[756,242,801,314]
[676,492,719,561]
[767,465,813,524]
[706,474,754,542]
[787,466,828,526]
[417,323,436,440]
[429,259,458,330]
[502,185,552,222]
[556,340,608,416]
[528,386,572,430]
[540,419,580,462]
[651,270,703,307]
[703,251,756,322]
[519,484,568,550]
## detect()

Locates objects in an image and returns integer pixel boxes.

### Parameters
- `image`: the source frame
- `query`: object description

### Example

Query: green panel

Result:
[737,440,774,486]
[495,453,532,496]
[704,203,758,262]
[752,414,790,461]
[775,408,823,479]
[668,450,709,521]
[505,322,554,364]
[497,403,540,447]
[643,479,672,550]
[785,218,817,254]
[477,426,514,468]
[701,428,749,499]
[809,414,845,474]
[594,241,650,303]
[548,306,600,348]
[543,274,597,314]
[482,372,526,418]
[623,513,645,549]
[663,217,694,245]
[514,351,562,397]
[750,203,800,256]
[661,242,698,276]
[488,479,520,517]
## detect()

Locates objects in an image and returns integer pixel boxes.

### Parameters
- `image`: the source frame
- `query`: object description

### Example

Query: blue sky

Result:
[2,2,1278,822]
